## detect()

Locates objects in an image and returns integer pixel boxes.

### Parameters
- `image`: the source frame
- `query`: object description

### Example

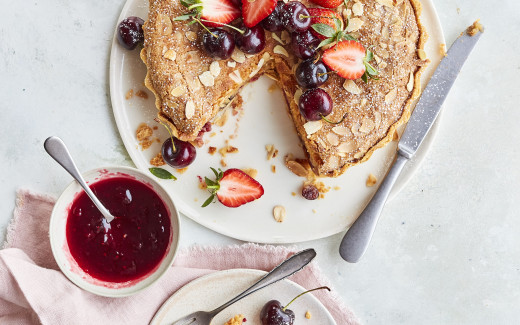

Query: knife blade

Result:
[339,27,483,263]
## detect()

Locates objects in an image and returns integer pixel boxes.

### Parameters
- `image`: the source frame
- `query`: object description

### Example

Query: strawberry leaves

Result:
[361,47,379,83]
[202,167,223,207]
[310,14,357,50]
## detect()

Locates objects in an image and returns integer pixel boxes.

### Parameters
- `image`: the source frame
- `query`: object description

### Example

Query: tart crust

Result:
[141,0,429,177]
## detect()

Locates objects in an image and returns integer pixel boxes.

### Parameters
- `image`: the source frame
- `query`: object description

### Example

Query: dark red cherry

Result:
[202,29,235,60]
[298,88,332,121]
[295,59,328,88]
[290,30,320,59]
[281,2,310,33]
[161,137,197,168]
[261,1,285,32]
[117,16,145,50]
[235,25,266,54]
[260,300,295,325]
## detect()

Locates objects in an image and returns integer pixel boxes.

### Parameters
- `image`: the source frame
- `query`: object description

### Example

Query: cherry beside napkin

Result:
[0,189,360,325]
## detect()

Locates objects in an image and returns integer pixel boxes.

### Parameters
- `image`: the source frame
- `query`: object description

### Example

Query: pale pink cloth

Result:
[0,190,360,325]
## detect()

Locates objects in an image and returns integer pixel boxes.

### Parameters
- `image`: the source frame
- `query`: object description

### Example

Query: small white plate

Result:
[109,0,445,243]
[150,269,337,325]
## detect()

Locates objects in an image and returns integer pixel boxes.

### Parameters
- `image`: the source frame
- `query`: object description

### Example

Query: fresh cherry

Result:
[161,137,197,168]
[235,25,266,54]
[260,286,330,325]
[290,30,320,59]
[261,1,285,32]
[117,16,145,50]
[295,59,329,88]
[298,88,333,121]
[302,184,319,200]
[280,2,311,33]
[202,29,235,60]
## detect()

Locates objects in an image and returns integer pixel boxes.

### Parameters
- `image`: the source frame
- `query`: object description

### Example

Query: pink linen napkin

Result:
[0,189,360,325]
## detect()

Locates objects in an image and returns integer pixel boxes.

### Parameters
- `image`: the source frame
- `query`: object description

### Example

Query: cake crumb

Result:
[312,209,317,213]
[136,123,153,141]
[210,132,216,137]
[242,168,258,179]
[214,109,230,127]
[271,165,276,173]
[366,174,377,187]
[467,19,484,36]
[224,314,245,325]
[268,83,278,93]
[265,144,279,160]
[153,126,158,130]
[150,153,165,166]
[393,130,400,141]
[333,186,341,191]
[135,90,149,99]
[305,311,312,319]
[177,167,188,174]
[220,159,227,167]
[291,192,296,196]
[125,89,134,100]
[208,146,217,155]
[219,145,239,157]
[439,43,447,57]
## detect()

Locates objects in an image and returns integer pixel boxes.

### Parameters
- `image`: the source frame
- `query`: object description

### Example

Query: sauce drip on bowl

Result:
[66,177,171,283]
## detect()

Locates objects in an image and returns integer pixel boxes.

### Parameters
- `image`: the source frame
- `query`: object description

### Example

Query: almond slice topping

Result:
[274,45,289,57]
[385,88,398,104]
[185,100,195,119]
[163,49,176,61]
[343,80,362,95]
[209,61,221,77]
[303,120,322,136]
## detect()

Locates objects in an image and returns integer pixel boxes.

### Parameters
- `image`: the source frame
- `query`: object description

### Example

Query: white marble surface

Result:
[1,0,519,323]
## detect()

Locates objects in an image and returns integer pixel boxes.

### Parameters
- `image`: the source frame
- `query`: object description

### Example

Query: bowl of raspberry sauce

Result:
[49,166,180,297]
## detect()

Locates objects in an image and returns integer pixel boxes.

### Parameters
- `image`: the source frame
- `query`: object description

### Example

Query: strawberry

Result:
[175,0,240,27]
[242,0,278,28]
[308,8,342,40]
[308,0,343,9]
[322,40,379,81]
[202,168,264,208]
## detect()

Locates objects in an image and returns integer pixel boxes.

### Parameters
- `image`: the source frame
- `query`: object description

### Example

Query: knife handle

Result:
[339,152,409,263]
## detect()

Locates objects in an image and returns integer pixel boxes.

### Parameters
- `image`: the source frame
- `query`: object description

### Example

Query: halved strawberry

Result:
[203,168,264,208]
[322,40,378,81]
[308,0,343,9]
[199,0,241,26]
[242,0,277,28]
[308,8,342,40]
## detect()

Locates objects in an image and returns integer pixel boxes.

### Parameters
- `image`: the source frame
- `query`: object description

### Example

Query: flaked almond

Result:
[332,126,351,136]
[231,49,246,63]
[360,98,368,107]
[262,52,271,62]
[346,18,364,32]
[242,168,258,179]
[379,61,388,69]
[170,85,186,97]
[352,2,363,16]
[273,205,286,223]
[326,132,340,146]
[285,160,308,177]
[185,100,195,119]
[173,31,183,41]
[157,14,172,35]
[185,51,200,64]
[376,0,394,7]
[303,120,322,136]
[407,72,414,91]
[366,173,377,187]
[227,61,237,68]
[185,31,197,42]
[417,48,427,60]
[385,88,398,104]
[229,70,243,84]
[351,123,362,136]
[359,118,375,133]
[249,58,265,78]
[163,49,177,61]
[326,155,340,170]
[281,30,291,44]
[209,61,221,77]
[199,71,215,87]
[265,144,279,160]
[271,32,284,44]
[337,141,357,153]
[373,54,382,64]
[274,45,289,57]
[343,80,362,94]
[293,88,303,104]
[374,111,382,129]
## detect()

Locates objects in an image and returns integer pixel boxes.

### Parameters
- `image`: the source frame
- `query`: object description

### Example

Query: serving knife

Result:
[339,27,483,263]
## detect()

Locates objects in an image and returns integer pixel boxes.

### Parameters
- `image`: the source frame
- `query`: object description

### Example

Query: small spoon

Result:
[44,136,115,224]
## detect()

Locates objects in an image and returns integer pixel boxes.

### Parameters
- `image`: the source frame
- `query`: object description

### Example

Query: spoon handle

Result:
[44,136,114,223]
[339,153,408,263]
[210,248,316,316]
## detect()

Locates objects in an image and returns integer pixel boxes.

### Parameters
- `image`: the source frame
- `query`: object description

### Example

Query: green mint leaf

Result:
[365,62,378,76]
[316,38,335,49]
[149,168,177,180]
[361,73,368,83]
[173,14,194,21]
[311,24,335,38]
[342,34,357,41]
[334,17,342,31]
[201,194,215,207]
[210,167,219,178]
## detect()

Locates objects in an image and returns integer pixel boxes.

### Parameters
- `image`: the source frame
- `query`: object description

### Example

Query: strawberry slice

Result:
[242,0,277,28]
[199,0,241,27]
[203,168,264,208]
[308,0,343,9]
[308,8,342,40]
[322,40,367,80]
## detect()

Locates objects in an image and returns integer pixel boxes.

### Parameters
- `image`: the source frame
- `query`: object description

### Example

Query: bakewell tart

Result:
[141,0,429,177]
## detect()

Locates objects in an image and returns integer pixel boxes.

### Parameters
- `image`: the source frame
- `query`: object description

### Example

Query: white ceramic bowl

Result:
[49,166,180,297]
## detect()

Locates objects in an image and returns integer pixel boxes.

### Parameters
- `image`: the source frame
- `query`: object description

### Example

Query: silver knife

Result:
[339,27,483,263]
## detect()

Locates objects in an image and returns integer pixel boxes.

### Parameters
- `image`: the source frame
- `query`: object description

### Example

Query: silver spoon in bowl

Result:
[44,136,115,224]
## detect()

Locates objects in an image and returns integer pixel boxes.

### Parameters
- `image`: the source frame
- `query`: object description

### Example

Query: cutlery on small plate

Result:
[170,248,316,325]
[339,26,483,263]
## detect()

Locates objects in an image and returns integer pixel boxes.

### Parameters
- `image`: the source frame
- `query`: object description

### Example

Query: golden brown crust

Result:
[141,0,429,177]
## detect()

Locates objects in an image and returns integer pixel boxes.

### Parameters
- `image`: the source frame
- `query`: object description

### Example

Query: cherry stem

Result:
[199,18,245,34]
[321,112,348,125]
[317,71,334,77]
[282,286,331,312]
[192,17,218,38]
[154,118,177,153]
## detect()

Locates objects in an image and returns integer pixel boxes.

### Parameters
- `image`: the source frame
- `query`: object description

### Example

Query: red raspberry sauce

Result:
[66,177,171,283]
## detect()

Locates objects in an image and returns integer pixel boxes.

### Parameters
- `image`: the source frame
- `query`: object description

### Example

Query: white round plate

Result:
[109,0,445,243]
[150,269,337,325]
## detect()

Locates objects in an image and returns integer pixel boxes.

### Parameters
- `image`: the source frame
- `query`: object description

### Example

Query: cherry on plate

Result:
[117,16,145,50]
